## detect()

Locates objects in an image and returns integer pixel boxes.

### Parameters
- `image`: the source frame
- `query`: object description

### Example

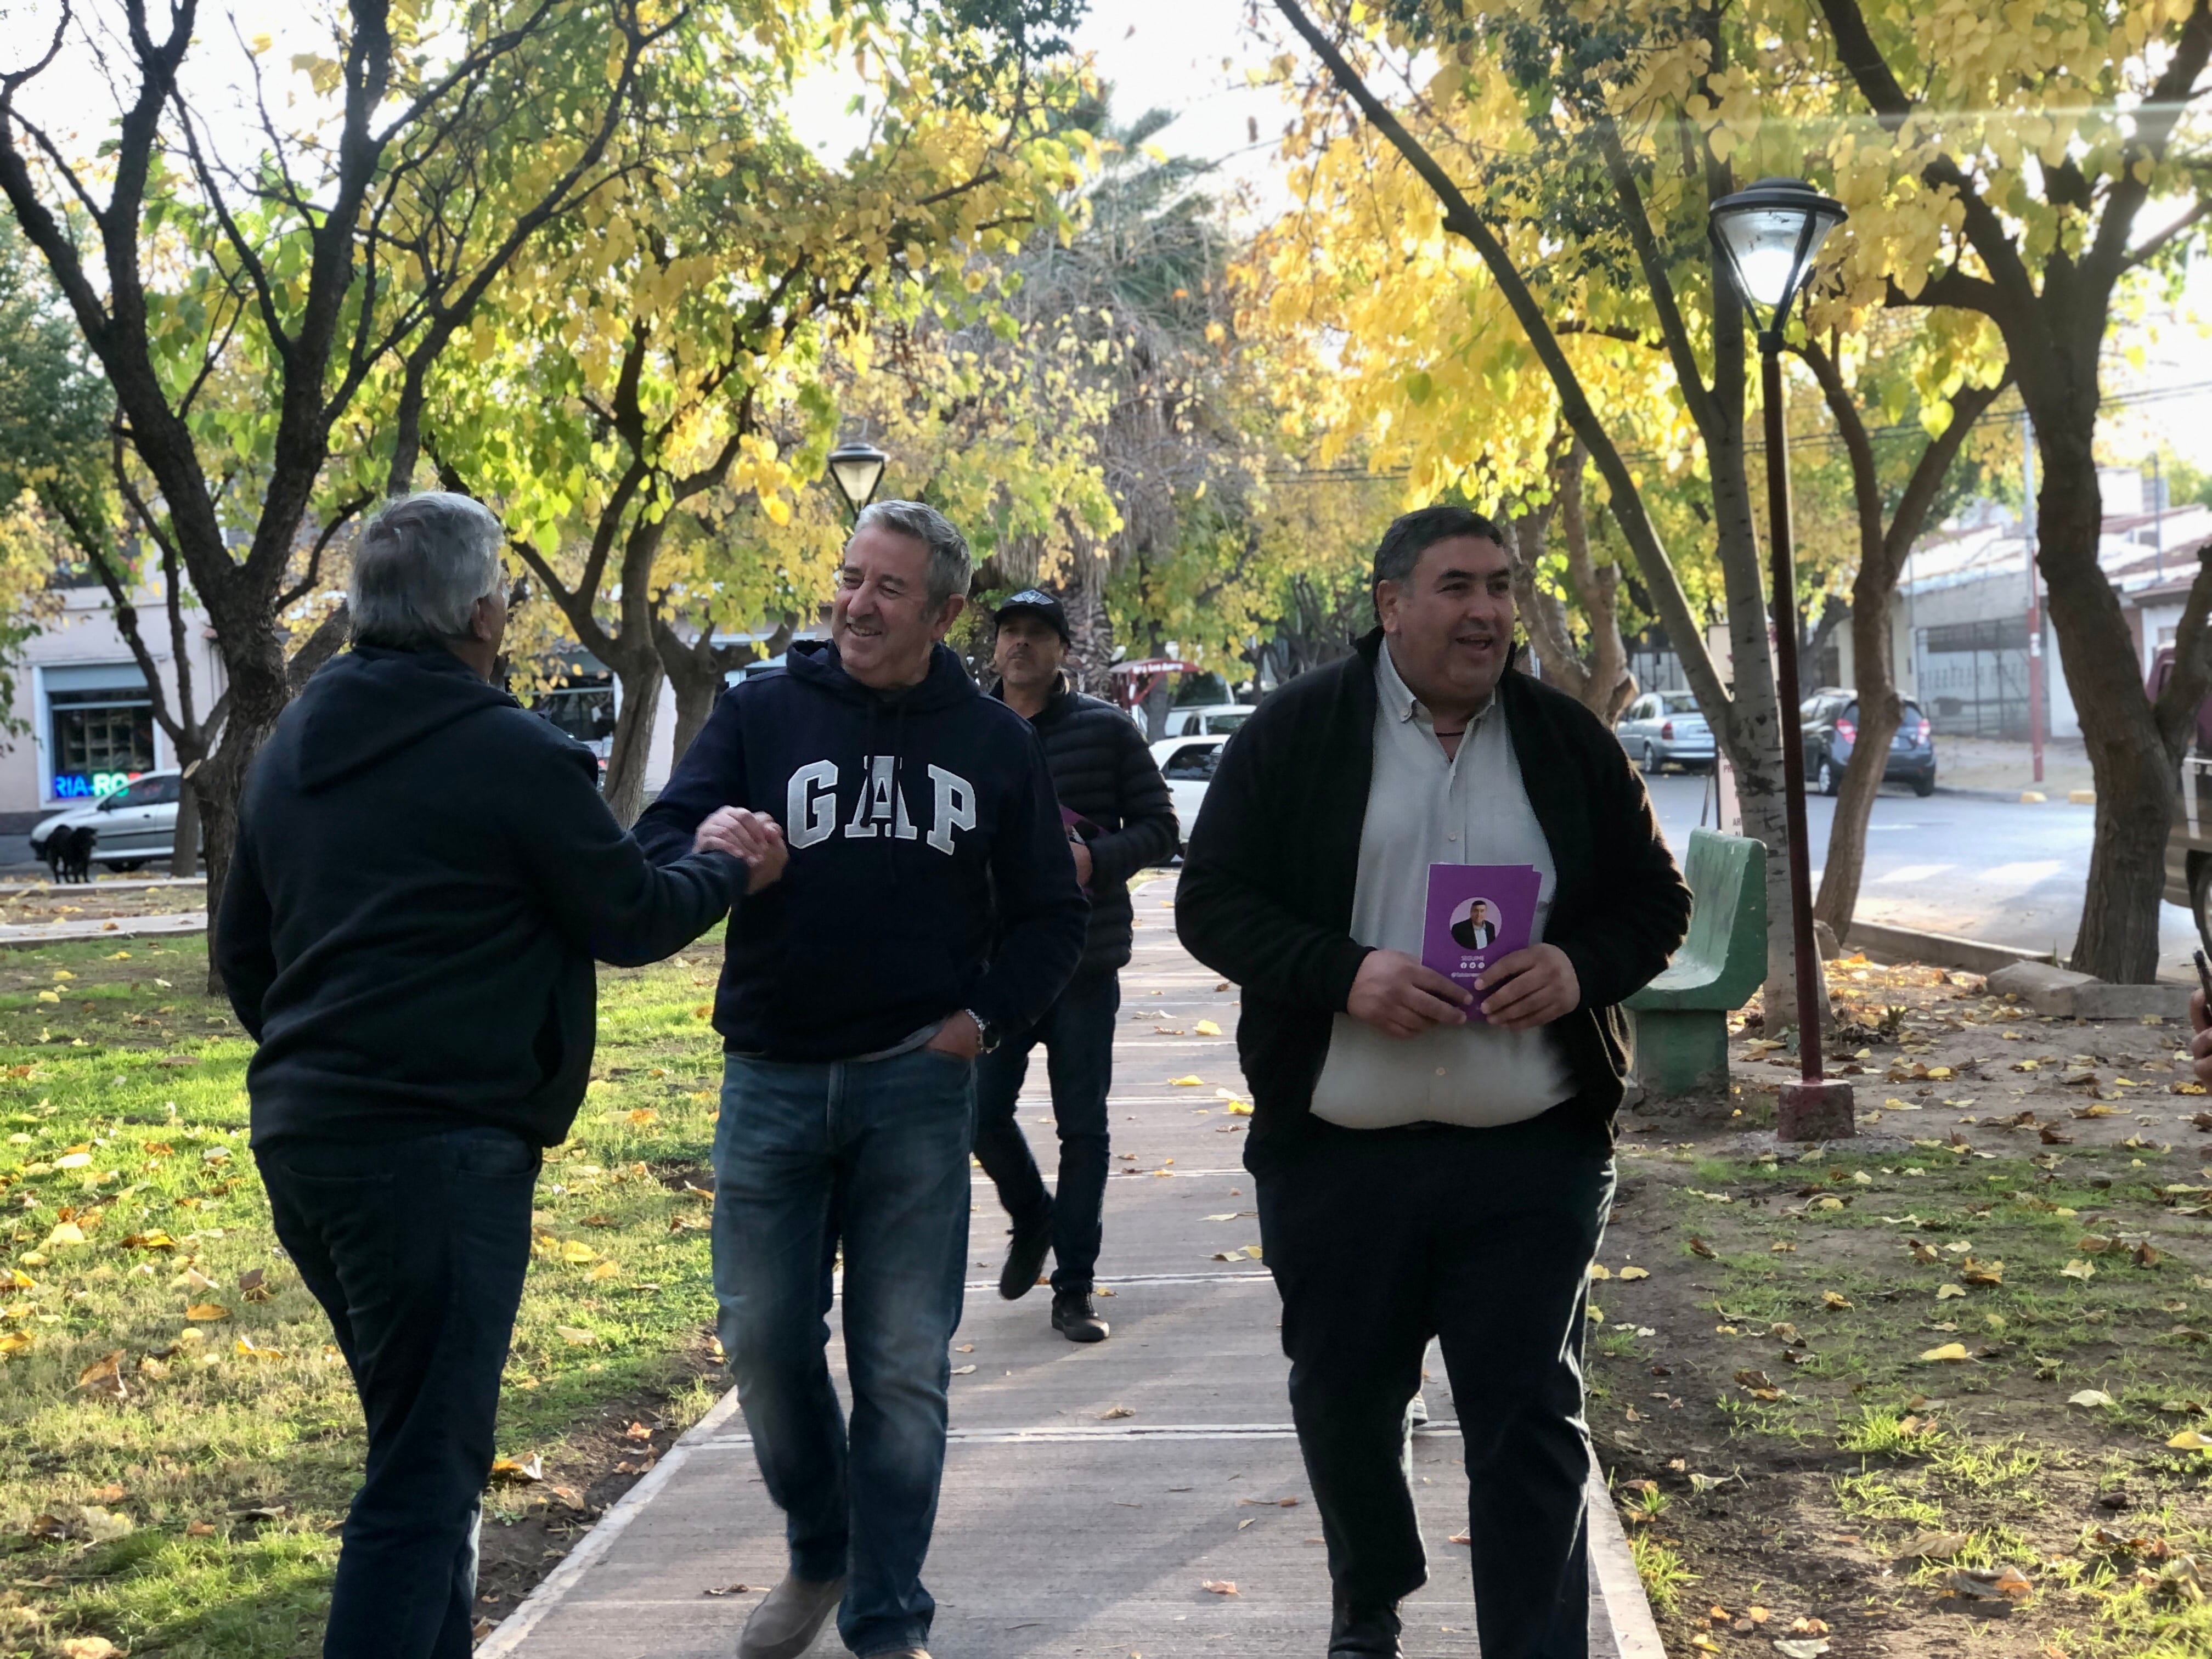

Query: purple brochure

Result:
[1421,864,1541,1014]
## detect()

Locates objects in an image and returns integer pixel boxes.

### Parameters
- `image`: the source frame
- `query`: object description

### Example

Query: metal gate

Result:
[1912,618,2045,739]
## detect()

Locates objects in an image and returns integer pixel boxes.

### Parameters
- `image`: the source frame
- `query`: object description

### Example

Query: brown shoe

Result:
[737,1572,845,1659]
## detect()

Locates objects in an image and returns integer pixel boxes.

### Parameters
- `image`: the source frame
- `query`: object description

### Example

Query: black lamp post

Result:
[825,441,889,523]
[1708,176,1853,1142]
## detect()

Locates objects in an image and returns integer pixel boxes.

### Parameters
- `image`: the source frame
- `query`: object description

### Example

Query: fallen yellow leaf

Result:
[554,1325,596,1345]
[1917,1342,1971,1363]
[558,1241,598,1264]
[2168,1430,2211,1451]
[184,1303,229,1322]
[1618,1266,1650,1281]
[1168,1075,1204,1087]
[1194,1019,1222,1036]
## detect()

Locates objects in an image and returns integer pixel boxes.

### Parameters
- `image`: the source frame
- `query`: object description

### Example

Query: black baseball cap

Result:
[994,588,1071,645]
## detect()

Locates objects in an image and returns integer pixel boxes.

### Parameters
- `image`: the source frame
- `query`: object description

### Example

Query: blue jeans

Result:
[973,966,1119,1293]
[713,1046,977,1657]
[256,1124,539,1659]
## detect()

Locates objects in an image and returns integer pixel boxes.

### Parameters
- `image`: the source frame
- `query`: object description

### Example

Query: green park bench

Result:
[1624,827,1768,1100]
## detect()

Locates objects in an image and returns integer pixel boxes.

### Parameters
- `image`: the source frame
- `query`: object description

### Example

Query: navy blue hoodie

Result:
[635,639,1088,1060]
[219,646,743,1148]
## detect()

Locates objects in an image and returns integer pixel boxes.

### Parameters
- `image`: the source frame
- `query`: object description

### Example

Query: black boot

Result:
[1329,1590,1403,1658]
[997,1204,1053,1301]
[1051,1286,1110,1343]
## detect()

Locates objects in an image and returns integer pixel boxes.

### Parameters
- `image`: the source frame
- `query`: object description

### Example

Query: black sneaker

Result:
[997,1206,1053,1301]
[1051,1287,1110,1343]
[1329,1592,1403,1658]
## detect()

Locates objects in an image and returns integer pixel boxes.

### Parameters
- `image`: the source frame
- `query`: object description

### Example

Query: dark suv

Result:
[1799,689,1937,797]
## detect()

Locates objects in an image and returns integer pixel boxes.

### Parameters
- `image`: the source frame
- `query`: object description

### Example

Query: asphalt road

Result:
[1640,769,2203,980]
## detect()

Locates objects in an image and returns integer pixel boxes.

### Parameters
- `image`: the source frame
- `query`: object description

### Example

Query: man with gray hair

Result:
[218,491,780,1659]
[636,499,1088,1659]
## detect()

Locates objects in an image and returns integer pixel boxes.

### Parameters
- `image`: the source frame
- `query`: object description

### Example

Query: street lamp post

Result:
[1709,176,1854,1142]
[825,441,889,523]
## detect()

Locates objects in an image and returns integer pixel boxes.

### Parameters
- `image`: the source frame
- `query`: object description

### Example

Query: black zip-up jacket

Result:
[995,680,1180,978]
[635,639,1088,1060]
[218,645,744,1149]
[1175,631,1691,1167]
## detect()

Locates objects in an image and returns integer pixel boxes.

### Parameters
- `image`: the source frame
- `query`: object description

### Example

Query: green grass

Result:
[1596,1130,2212,1657]
[0,932,735,1657]
[1627,1531,1697,1617]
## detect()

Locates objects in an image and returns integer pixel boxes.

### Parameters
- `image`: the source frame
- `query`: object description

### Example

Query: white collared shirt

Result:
[1308,643,1575,1129]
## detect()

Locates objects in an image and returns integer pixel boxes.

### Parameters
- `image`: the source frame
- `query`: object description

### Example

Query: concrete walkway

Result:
[0,911,207,948]
[482,874,1660,1659]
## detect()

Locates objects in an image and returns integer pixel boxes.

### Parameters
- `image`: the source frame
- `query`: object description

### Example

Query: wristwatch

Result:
[964,1008,1002,1055]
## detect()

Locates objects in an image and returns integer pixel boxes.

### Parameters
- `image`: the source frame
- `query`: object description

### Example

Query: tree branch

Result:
[1273,0,1732,725]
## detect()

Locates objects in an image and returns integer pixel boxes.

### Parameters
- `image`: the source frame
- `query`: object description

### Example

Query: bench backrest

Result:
[1680,827,1768,1005]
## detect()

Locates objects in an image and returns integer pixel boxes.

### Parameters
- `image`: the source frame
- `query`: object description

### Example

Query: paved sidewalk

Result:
[483,873,1658,1659]
[1934,735,2094,798]
[0,911,207,947]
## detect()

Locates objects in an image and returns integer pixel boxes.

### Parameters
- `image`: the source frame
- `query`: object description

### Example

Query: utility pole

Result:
[2023,411,2045,785]
[2153,451,2166,584]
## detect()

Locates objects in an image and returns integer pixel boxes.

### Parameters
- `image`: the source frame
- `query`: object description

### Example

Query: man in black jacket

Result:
[218,492,767,1659]
[1177,506,1690,1659]
[975,590,1180,1341]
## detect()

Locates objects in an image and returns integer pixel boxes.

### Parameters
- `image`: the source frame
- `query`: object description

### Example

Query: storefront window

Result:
[46,671,156,799]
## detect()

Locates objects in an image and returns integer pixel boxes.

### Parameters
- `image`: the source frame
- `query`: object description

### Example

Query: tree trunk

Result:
[2039,435,2168,980]
[194,648,287,996]
[170,773,201,878]
[1140,674,1173,740]
[601,654,667,828]
[1708,401,1812,1039]
[1814,595,1901,935]
[1059,573,1113,695]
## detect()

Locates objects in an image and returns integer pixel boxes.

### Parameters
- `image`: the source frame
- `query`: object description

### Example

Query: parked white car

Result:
[30,770,186,873]
[1153,703,1252,739]
[1149,733,1228,850]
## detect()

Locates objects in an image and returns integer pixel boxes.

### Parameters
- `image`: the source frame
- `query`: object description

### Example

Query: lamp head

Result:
[1708,177,1847,330]
[826,442,890,519]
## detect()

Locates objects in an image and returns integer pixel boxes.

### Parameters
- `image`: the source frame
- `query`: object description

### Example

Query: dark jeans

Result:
[712,1046,976,1657]
[256,1124,539,1659]
[1255,1103,1614,1659]
[972,966,1119,1293]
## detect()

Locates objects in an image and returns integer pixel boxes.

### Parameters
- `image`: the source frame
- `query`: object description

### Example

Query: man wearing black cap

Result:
[978,589,1180,1340]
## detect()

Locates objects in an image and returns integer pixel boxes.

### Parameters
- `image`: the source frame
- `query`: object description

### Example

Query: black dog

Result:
[46,824,95,884]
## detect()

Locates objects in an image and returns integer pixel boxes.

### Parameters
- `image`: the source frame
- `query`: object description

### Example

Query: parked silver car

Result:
[1613,690,1715,772]
[30,770,185,873]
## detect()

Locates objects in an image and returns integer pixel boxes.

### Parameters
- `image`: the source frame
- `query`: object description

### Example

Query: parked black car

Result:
[1799,689,1937,797]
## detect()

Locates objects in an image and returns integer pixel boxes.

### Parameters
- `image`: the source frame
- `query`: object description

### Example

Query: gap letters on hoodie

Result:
[786,755,977,854]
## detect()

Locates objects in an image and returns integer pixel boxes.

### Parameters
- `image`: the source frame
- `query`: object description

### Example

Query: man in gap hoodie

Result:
[635,500,1088,1659]
[219,493,771,1659]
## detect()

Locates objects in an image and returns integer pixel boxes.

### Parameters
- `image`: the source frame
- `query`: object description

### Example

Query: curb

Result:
[473,1383,750,1657]
[1587,1446,1667,1659]
[1842,919,2057,975]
